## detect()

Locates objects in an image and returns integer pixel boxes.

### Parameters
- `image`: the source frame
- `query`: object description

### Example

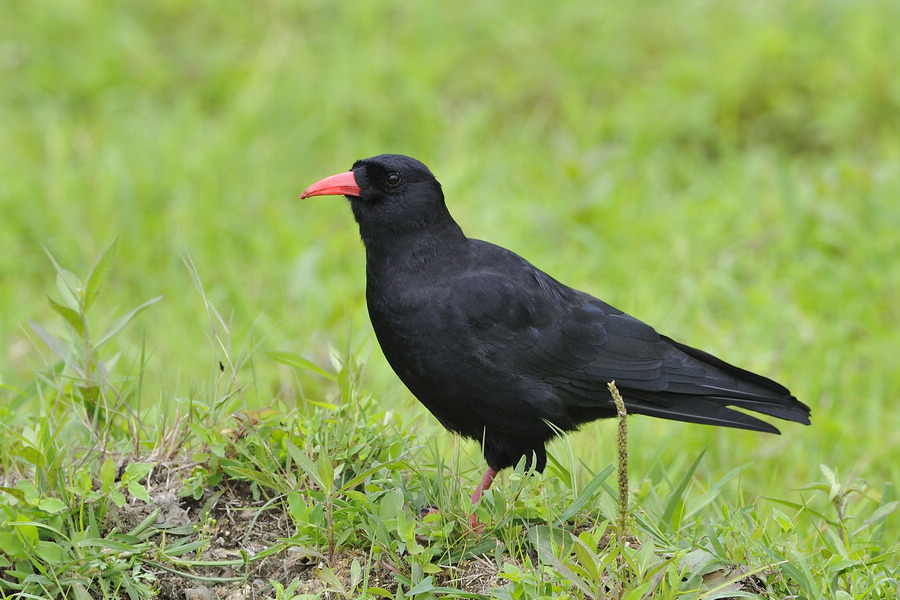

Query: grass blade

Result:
[267,351,336,381]
[555,464,614,524]
[661,448,706,530]
[95,295,164,350]
[84,238,118,312]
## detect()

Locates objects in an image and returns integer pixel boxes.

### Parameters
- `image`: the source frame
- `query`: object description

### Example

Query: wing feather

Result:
[450,250,810,431]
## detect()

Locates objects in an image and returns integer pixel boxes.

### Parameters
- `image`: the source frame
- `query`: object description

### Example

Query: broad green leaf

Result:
[56,268,83,310]
[572,535,600,581]
[680,547,721,576]
[13,444,43,467]
[378,489,404,522]
[285,440,326,489]
[28,318,76,372]
[84,238,118,312]
[0,532,26,559]
[0,486,27,503]
[16,479,38,503]
[350,558,362,587]
[820,464,839,487]
[124,461,154,481]
[829,483,842,502]
[100,458,116,492]
[621,580,654,600]
[34,540,68,564]
[110,489,126,507]
[823,527,849,556]
[127,481,150,502]
[41,246,81,310]
[11,517,38,545]
[820,464,843,501]
[286,491,309,523]
[772,507,793,532]
[406,576,436,596]
[37,497,66,514]
[69,581,94,600]
[317,452,335,491]
[47,295,84,336]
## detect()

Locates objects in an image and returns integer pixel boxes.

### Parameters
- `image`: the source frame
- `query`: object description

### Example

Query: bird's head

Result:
[301,154,456,239]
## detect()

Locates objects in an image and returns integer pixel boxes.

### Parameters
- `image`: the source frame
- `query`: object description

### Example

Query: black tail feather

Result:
[661,335,811,426]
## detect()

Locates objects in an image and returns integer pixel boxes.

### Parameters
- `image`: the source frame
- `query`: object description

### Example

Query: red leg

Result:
[471,467,498,503]
[468,467,498,532]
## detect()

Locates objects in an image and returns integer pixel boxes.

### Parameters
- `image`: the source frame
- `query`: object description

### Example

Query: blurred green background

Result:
[2,1,899,496]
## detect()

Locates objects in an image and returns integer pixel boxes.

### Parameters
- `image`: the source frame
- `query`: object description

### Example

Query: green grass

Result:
[2,0,900,598]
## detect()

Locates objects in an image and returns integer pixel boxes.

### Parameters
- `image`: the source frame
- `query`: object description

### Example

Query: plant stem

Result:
[608,380,629,538]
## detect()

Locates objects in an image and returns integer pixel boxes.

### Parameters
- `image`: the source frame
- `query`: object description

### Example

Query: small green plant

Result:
[0,242,163,598]
[29,239,162,435]
[608,380,630,539]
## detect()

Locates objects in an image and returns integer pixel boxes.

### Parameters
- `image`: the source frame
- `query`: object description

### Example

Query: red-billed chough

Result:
[300,154,811,523]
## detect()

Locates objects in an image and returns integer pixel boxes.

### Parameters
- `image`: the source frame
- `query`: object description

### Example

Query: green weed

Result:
[2,0,900,597]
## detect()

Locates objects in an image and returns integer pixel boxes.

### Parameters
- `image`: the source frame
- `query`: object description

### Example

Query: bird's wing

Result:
[453,268,674,391]
[449,255,676,384]
[450,254,807,432]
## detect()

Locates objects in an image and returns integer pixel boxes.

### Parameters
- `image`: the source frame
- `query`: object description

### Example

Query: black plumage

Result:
[300,154,811,511]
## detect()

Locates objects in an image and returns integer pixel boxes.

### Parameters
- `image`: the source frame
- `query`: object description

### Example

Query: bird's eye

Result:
[386,172,401,187]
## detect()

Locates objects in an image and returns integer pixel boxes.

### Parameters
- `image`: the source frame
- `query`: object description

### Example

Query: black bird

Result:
[301,154,810,522]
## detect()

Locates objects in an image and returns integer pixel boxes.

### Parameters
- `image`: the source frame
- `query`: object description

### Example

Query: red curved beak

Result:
[300,171,361,199]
